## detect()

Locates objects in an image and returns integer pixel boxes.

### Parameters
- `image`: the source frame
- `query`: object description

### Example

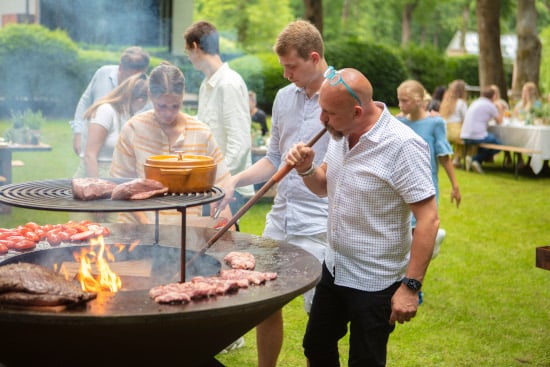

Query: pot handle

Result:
[159,168,192,175]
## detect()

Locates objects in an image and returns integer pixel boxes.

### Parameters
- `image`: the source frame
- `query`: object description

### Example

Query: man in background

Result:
[249,90,268,136]
[184,21,254,218]
[69,46,150,156]
[460,85,504,174]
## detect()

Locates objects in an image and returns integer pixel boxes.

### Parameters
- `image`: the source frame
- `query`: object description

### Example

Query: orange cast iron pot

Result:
[144,154,217,194]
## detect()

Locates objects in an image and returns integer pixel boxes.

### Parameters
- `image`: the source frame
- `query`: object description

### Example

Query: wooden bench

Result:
[478,143,541,178]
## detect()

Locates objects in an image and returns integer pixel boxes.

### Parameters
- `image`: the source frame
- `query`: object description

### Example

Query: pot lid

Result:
[145,154,215,168]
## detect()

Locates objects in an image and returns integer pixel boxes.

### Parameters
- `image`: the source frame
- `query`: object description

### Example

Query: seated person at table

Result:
[460,86,504,174]
[110,62,232,225]
[249,90,268,136]
[513,81,542,123]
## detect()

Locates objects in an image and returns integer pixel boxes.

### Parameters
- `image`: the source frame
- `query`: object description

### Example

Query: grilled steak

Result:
[72,178,117,201]
[0,263,97,307]
[111,178,168,200]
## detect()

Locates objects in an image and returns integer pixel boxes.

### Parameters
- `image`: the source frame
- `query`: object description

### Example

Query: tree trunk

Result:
[304,0,323,35]
[512,0,541,101]
[341,0,350,33]
[401,1,418,46]
[476,0,507,100]
[459,3,469,52]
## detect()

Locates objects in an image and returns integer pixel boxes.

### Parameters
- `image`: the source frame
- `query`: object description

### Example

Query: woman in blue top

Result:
[397,80,461,257]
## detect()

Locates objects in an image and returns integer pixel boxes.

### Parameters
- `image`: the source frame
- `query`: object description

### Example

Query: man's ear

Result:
[310,51,321,64]
[354,105,363,118]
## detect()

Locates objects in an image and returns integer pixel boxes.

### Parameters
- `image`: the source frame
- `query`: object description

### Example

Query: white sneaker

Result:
[219,337,245,354]
[432,228,446,259]
[471,160,484,174]
[465,156,472,172]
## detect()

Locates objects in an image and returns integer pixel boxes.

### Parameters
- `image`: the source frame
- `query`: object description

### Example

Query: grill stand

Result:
[179,207,187,282]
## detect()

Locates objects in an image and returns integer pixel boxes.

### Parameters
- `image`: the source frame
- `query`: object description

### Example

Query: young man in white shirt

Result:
[184,21,254,216]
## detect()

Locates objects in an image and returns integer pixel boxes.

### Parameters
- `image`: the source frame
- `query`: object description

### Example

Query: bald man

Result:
[286,68,440,366]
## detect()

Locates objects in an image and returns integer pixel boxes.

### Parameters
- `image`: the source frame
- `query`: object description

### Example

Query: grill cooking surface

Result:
[0,225,322,367]
[0,179,224,212]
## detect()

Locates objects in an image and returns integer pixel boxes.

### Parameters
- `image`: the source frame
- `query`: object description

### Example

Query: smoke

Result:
[40,0,163,46]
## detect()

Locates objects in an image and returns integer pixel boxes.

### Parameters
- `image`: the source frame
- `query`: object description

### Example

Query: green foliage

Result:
[0,24,80,117]
[445,54,480,86]
[399,44,448,94]
[325,39,408,106]
[195,0,293,53]
[1,118,549,366]
[3,109,46,144]
[229,52,286,112]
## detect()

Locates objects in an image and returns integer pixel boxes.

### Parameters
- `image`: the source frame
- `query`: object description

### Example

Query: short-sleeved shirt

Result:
[110,110,231,224]
[460,97,498,140]
[397,115,453,201]
[444,98,468,124]
[81,104,128,162]
[323,103,435,292]
[70,65,119,134]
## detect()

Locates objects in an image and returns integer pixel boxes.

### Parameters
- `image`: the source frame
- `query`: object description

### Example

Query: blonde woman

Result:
[110,62,233,225]
[397,79,461,258]
[513,81,542,122]
[439,79,468,166]
[72,73,149,223]
[75,73,149,178]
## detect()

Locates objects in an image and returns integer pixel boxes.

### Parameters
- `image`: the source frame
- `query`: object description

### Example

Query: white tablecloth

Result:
[488,124,550,174]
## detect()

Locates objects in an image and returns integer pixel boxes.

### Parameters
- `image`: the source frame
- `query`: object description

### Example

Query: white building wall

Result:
[0,0,38,27]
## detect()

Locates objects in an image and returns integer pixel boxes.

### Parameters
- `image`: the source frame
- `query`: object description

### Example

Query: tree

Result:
[512,0,542,100]
[194,0,293,53]
[304,0,323,34]
[401,0,420,46]
[476,0,507,97]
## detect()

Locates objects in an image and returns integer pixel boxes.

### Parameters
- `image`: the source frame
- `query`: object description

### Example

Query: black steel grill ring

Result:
[0,179,224,212]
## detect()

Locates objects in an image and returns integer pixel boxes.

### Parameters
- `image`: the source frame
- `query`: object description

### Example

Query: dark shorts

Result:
[303,263,399,367]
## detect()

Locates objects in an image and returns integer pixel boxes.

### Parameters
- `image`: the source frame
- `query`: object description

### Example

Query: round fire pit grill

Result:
[0,181,322,367]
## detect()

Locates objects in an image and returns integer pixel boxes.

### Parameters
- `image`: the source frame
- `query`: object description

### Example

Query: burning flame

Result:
[75,235,122,293]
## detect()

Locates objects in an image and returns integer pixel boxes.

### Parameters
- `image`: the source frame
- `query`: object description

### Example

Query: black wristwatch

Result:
[402,277,422,291]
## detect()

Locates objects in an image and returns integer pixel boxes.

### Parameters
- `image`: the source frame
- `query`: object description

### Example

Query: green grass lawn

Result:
[1,119,550,366]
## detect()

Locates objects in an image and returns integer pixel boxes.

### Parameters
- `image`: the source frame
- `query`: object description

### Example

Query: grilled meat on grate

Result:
[0,263,96,307]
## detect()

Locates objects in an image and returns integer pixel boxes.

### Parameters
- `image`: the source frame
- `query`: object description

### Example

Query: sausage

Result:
[25,231,40,242]
[0,231,21,240]
[70,230,95,242]
[57,231,71,242]
[13,239,37,251]
[0,241,9,254]
[24,222,41,231]
[46,232,61,246]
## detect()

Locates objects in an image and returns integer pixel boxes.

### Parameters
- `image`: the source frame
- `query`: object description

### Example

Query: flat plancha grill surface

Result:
[0,224,321,367]
[0,178,224,212]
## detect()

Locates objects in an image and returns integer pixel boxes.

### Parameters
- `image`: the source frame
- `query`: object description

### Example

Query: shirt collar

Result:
[353,101,389,145]
[206,62,229,88]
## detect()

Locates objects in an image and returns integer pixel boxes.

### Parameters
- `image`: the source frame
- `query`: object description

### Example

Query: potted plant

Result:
[23,109,45,144]
[3,110,30,144]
